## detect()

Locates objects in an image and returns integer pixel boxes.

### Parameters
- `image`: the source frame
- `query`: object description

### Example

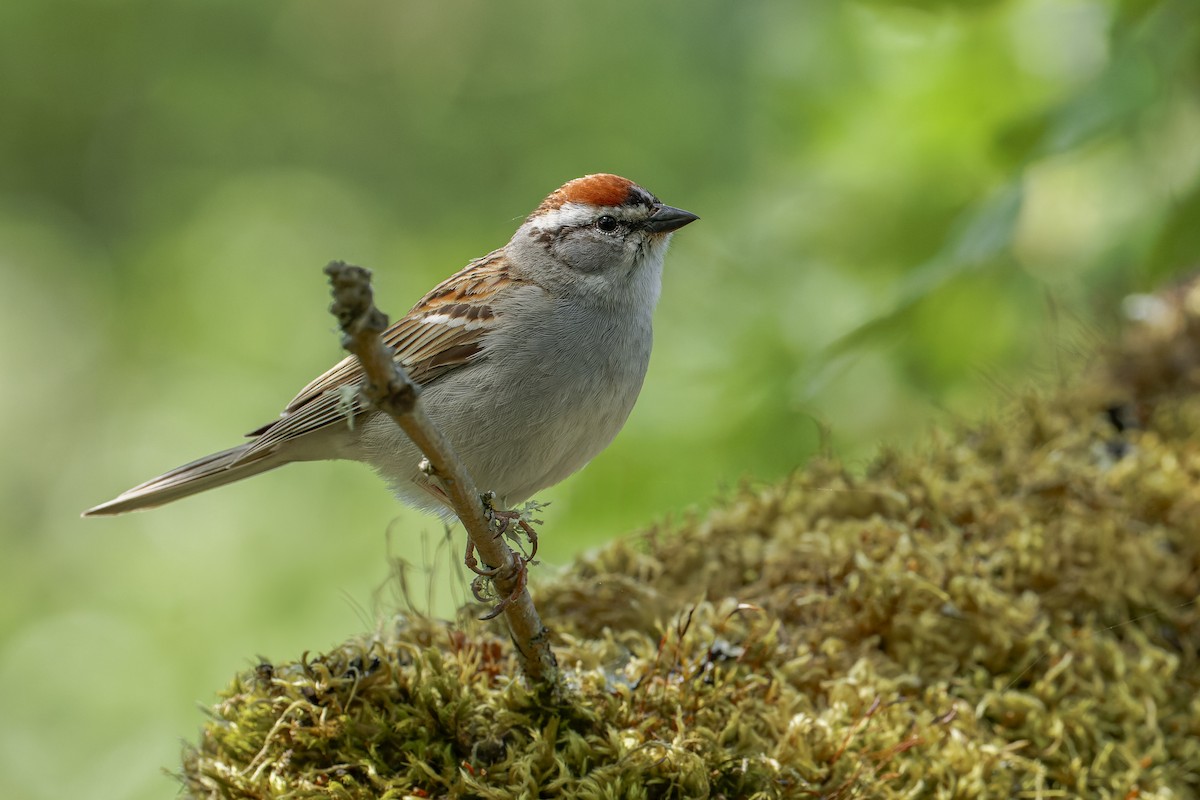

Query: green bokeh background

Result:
[2,1,1198,798]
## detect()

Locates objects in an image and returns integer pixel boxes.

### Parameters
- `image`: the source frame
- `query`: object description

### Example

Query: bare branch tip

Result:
[325,262,390,334]
[324,260,372,283]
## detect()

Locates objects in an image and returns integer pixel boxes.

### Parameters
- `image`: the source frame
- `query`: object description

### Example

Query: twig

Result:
[323,261,560,692]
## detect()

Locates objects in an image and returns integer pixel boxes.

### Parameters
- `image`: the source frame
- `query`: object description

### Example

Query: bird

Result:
[84,173,698,518]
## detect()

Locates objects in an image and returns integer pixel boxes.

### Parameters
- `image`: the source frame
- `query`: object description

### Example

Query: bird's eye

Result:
[595,215,619,233]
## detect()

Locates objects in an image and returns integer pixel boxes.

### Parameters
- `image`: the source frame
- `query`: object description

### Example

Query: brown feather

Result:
[242,250,529,455]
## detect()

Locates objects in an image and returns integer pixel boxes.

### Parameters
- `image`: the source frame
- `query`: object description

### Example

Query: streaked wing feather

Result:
[241,250,524,456]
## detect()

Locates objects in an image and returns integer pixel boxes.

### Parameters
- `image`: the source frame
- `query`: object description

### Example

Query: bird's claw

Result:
[464,495,544,619]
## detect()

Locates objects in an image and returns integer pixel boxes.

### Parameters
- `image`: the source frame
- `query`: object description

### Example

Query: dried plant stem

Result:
[323,261,560,691]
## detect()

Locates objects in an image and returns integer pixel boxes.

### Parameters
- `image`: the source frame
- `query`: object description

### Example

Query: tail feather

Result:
[83,445,285,516]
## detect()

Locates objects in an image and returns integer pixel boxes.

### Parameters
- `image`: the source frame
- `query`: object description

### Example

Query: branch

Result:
[323,261,560,692]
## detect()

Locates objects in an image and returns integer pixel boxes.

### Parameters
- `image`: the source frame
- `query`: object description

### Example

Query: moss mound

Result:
[181,283,1200,799]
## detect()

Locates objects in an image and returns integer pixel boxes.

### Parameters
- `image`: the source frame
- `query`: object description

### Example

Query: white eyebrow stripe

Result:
[531,204,594,229]
[531,202,649,231]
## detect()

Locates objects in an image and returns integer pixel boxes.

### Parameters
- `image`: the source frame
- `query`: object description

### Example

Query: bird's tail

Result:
[83,444,285,516]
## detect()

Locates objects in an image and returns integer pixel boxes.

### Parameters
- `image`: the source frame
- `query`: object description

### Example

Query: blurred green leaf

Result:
[1144,183,1200,280]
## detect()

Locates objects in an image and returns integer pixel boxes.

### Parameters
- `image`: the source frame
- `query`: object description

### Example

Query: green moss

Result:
[181,294,1200,798]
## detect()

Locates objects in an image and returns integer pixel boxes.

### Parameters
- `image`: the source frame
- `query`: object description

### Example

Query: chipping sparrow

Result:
[84,174,697,517]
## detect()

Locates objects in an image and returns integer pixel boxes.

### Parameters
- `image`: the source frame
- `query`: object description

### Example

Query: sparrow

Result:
[85,174,698,517]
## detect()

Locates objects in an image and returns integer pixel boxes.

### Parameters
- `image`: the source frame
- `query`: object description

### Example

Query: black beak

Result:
[643,204,699,234]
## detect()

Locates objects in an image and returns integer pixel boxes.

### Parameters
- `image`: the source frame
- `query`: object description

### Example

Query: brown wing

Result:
[241,250,527,456]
